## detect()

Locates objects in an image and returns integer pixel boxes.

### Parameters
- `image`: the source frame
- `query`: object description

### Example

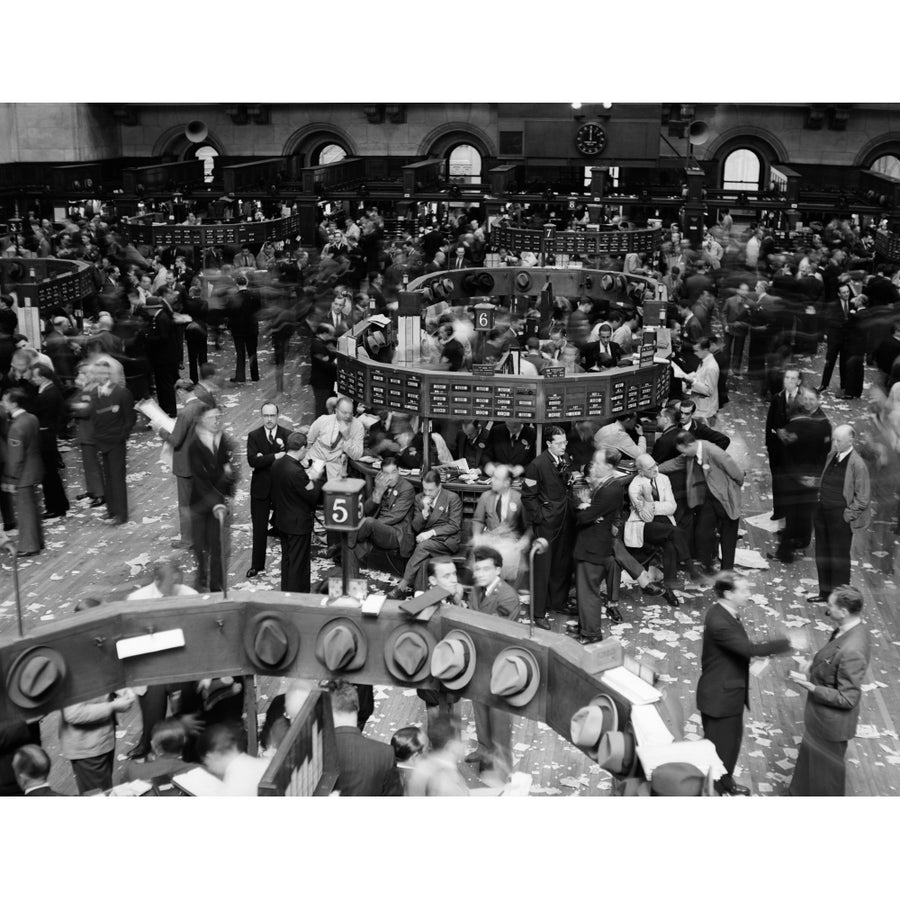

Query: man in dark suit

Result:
[227,274,261,383]
[521,426,574,628]
[12,744,62,796]
[677,400,731,451]
[346,455,415,576]
[143,293,180,417]
[1,387,44,556]
[456,420,491,470]
[819,283,854,394]
[330,680,402,796]
[325,292,352,338]
[789,585,871,796]
[246,402,292,578]
[697,571,801,796]
[271,432,326,593]
[30,364,70,520]
[188,405,239,593]
[485,421,536,476]
[573,448,624,644]
[765,367,801,520]
[0,720,42,795]
[89,359,136,526]
[386,469,463,598]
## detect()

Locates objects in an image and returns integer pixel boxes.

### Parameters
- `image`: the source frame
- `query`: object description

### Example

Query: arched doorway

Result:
[871,154,900,180]
[448,144,482,185]
[722,148,762,191]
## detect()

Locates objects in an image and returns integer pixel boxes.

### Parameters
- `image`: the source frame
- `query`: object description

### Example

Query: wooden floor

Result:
[3,337,900,797]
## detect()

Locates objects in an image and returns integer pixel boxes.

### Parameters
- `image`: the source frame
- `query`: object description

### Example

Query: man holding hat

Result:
[271,431,327,593]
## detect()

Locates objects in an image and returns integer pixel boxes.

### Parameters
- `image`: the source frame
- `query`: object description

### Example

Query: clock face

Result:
[575,122,608,157]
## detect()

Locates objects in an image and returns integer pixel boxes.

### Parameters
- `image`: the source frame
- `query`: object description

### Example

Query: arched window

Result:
[871,154,900,180]
[722,148,761,191]
[448,144,482,184]
[317,143,347,165]
[193,145,218,184]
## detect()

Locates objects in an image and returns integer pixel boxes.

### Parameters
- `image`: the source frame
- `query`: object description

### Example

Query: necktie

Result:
[829,627,839,642]
[268,430,275,447]
[650,478,659,501]
[328,426,343,451]
[495,495,504,522]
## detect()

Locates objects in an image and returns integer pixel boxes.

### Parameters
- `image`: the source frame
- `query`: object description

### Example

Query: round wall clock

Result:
[575,122,608,157]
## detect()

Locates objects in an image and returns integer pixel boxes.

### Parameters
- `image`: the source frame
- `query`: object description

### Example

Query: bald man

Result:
[812,425,871,603]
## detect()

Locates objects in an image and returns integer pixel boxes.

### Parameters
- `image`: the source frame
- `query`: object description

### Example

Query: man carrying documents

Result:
[697,571,806,796]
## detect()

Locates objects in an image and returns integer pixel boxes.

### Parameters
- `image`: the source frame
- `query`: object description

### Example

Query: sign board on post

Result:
[322,478,366,532]
[472,302,495,333]
[639,329,658,368]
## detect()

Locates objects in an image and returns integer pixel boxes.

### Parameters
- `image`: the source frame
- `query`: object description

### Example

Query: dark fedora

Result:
[600,273,616,292]
[615,274,628,293]
[315,618,367,673]
[515,271,533,293]
[569,694,619,759]
[594,730,636,776]
[5,646,67,709]
[649,762,709,797]
[430,629,477,690]
[383,624,436,683]
[477,271,495,293]
[490,646,540,708]
[243,612,300,672]
[461,272,481,294]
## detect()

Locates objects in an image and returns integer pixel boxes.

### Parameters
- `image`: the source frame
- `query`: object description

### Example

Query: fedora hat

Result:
[5,646,67,709]
[440,277,455,297]
[515,271,533,293]
[383,624,436,684]
[243,612,300,673]
[615,274,628,293]
[477,271,495,293]
[600,273,616,292]
[490,646,540,708]
[595,730,636,776]
[628,281,645,301]
[430,629,477,691]
[649,762,708,797]
[461,272,481,294]
[569,694,619,757]
[315,618,367,673]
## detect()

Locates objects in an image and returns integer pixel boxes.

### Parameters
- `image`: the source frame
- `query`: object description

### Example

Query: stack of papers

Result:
[600,666,663,705]
[637,739,726,780]
[629,704,674,747]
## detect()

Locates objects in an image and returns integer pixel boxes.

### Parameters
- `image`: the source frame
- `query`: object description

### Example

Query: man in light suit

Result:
[627,454,692,598]
[659,430,744,575]
[1,387,43,556]
[812,424,870,604]
[470,464,530,584]
[387,468,463,598]
[346,455,415,576]
[245,402,292,578]
[789,585,871,796]
[697,571,803,796]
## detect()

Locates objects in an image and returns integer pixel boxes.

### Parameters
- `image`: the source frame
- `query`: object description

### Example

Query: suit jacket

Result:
[472,488,525,536]
[469,578,520,618]
[166,393,216,478]
[783,410,831,481]
[271,456,324,535]
[485,424,537,469]
[0,720,41,796]
[3,411,43,486]
[247,424,292,500]
[522,450,571,537]
[803,623,871,742]
[696,603,791,717]
[333,726,403,797]
[659,440,744,520]
[651,425,685,464]
[188,433,238,513]
[573,477,623,563]
[90,384,136,450]
[765,390,800,453]
[411,488,462,548]
[456,427,491,469]
[34,383,66,436]
[818,448,872,531]
[23,785,62,796]
[363,477,416,556]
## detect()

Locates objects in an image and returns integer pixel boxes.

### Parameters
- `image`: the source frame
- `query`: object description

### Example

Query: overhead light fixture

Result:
[571,102,582,110]
[602,102,613,109]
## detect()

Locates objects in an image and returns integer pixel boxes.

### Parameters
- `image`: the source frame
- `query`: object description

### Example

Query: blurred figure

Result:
[228,274,261,383]
[199,722,268,796]
[12,745,62,796]
[406,714,469,796]
[391,726,426,793]
[30,363,69,520]
[121,719,193,784]
[1,387,43,555]
[69,361,104,507]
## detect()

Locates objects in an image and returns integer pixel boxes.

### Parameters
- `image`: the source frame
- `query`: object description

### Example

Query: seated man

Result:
[471,464,530,585]
[594,412,647,461]
[581,321,622,370]
[387,469,463,598]
[626,454,694,602]
[12,745,62,796]
[456,420,490,470]
[346,455,415,576]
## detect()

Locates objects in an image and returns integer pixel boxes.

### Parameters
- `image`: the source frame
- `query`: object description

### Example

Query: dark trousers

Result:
[724,331,746,372]
[71,750,115,795]
[233,332,259,382]
[576,558,612,639]
[39,430,69,517]
[789,733,849,796]
[134,684,169,756]
[192,509,228,592]
[473,701,513,774]
[356,684,374,732]
[250,495,273,571]
[313,386,335,419]
[814,504,852,599]
[80,442,104,498]
[843,352,864,397]
[693,496,739,570]
[531,523,573,618]
[14,485,43,553]
[701,711,743,781]
[273,330,293,393]
[346,516,401,575]
[186,327,207,384]
[642,519,689,584]
[280,531,312,593]
[767,447,788,518]
[176,475,193,546]
[99,442,128,523]
[0,488,14,531]
[780,485,817,556]
[402,537,458,590]
[820,333,846,390]
[150,358,178,418]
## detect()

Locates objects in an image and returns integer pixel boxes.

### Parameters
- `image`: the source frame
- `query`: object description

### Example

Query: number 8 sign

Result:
[322,478,366,532]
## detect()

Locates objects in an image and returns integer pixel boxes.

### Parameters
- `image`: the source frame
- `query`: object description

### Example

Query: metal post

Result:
[243,675,258,757]
[213,504,228,600]
[4,537,24,638]
[528,538,550,638]
[341,532,351,597]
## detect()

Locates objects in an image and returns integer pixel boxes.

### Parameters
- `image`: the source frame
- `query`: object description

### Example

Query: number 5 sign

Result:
[322,478,366,532]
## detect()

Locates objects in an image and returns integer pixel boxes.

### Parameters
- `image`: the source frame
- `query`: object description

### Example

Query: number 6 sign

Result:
[322,478,366,532]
